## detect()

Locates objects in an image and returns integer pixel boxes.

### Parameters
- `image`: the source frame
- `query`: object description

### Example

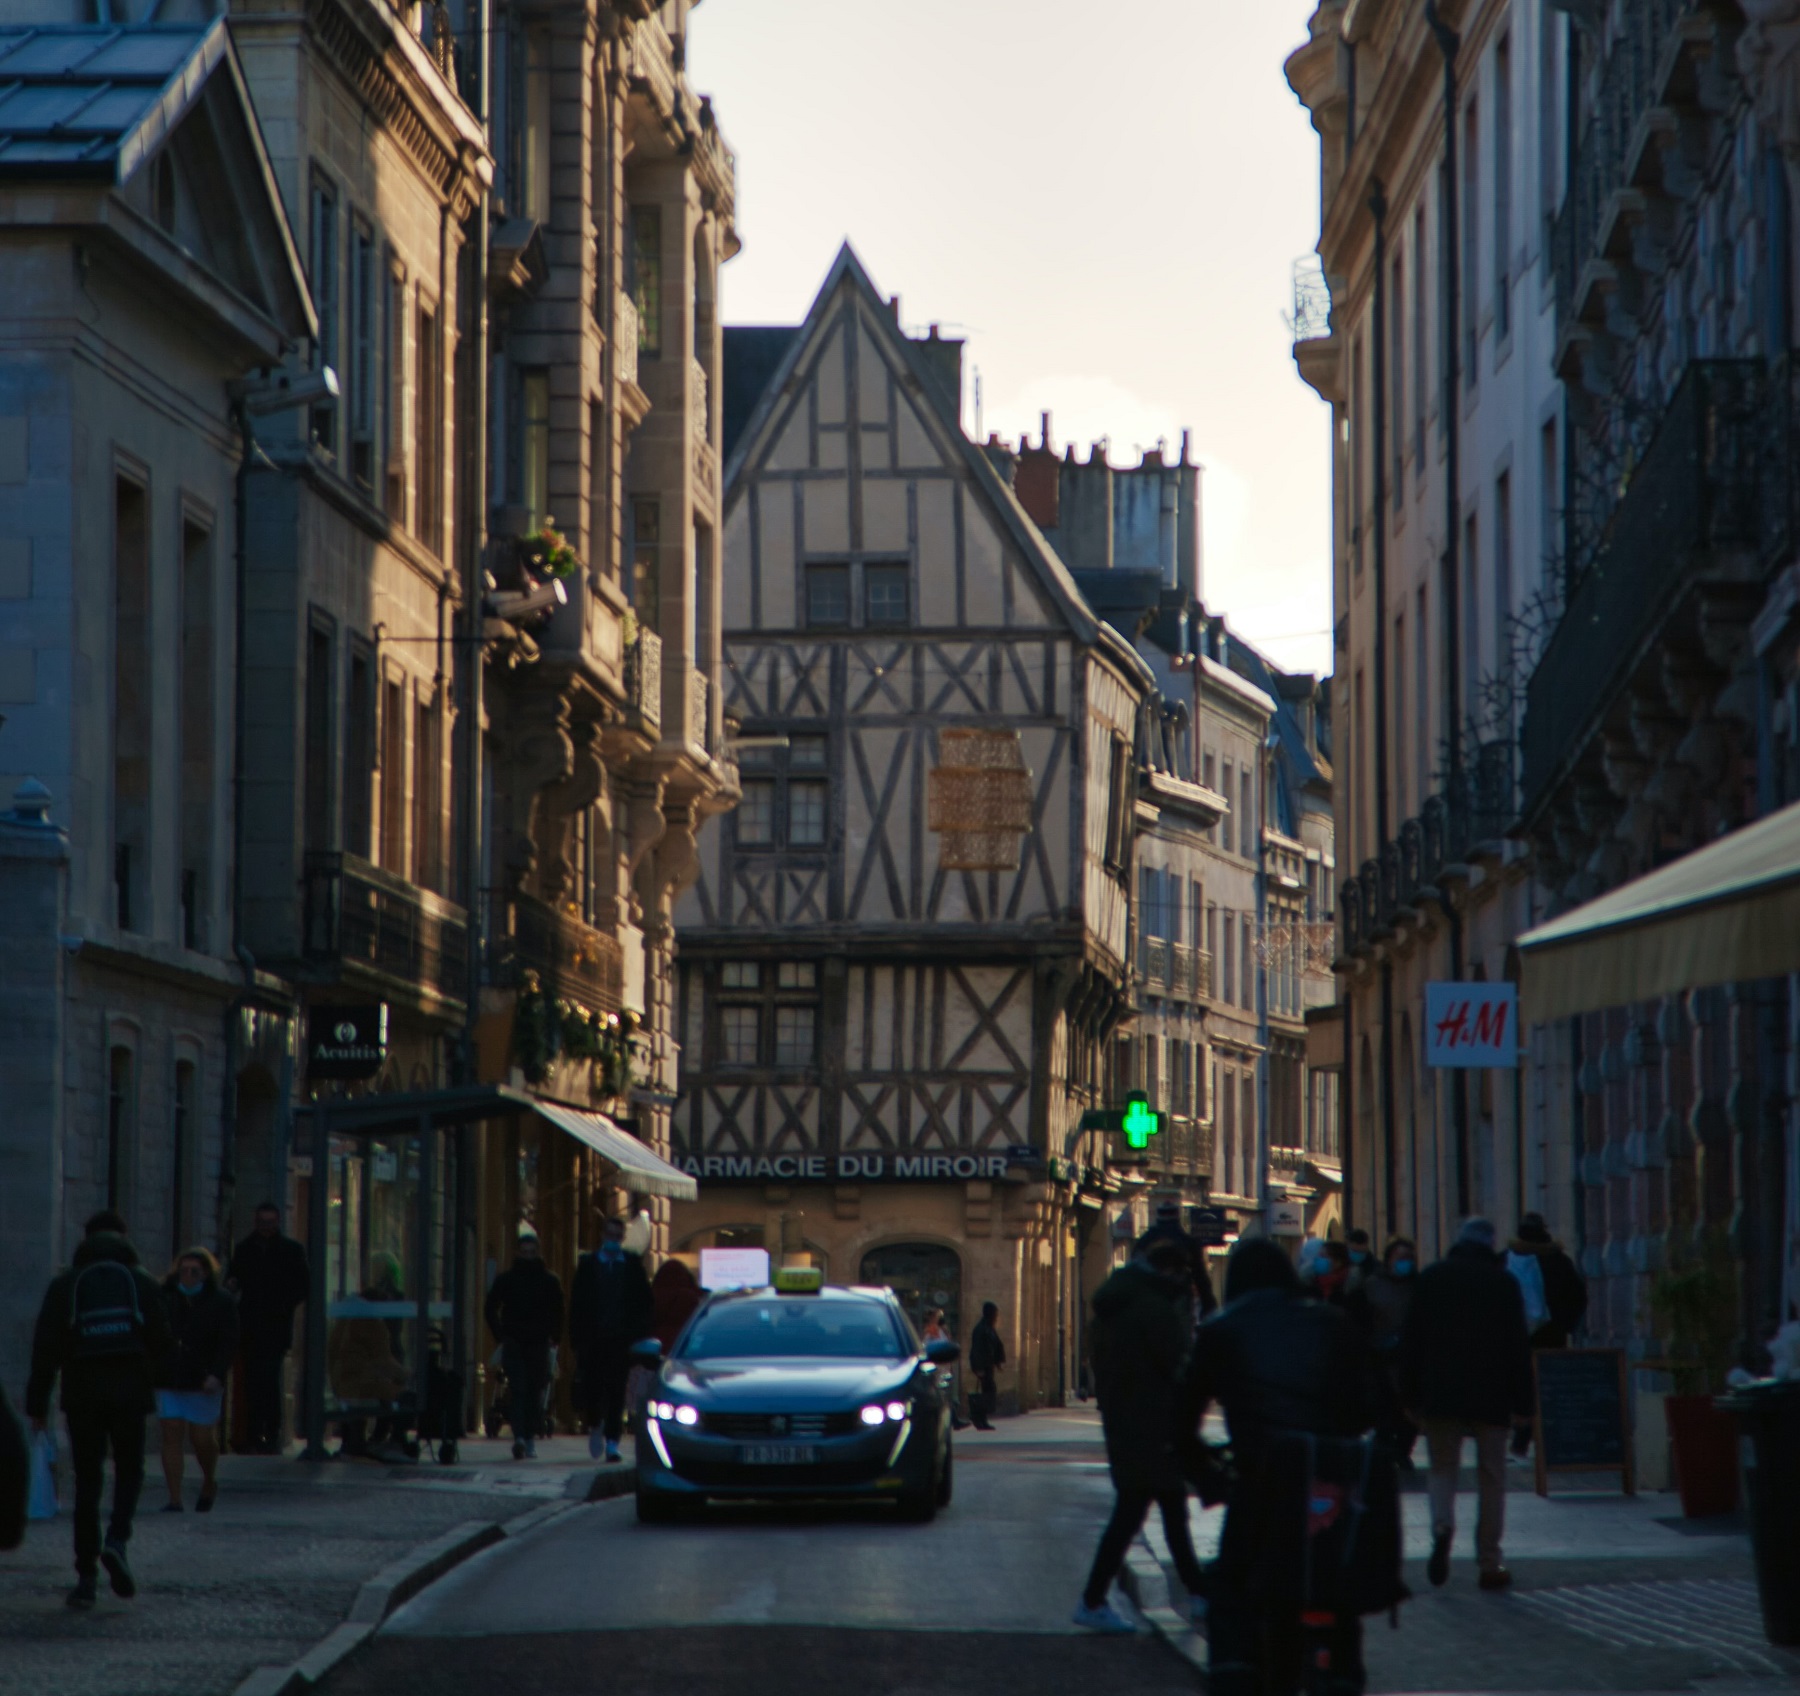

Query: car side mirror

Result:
[924,1338,960,1366]
[629,1337,664,1367]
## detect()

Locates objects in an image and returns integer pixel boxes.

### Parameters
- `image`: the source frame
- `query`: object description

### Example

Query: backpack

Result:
[1506,1250,1550,1332]
[68,1261,145,1360]
[1243,1430,1409,1618]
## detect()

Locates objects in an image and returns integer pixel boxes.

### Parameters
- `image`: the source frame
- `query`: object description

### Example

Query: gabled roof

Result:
[723,242,1154,689]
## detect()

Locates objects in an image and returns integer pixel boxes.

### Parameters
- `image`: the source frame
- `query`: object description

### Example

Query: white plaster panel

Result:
[758,489,795,629]
[861,477,907,554]
[856,322,889,424]
[960,488,1003,624]
[894,395,939,470]
[721,499,753,628]
[914,480,956,617]
[814,322,846,425]
[803,478,850,555]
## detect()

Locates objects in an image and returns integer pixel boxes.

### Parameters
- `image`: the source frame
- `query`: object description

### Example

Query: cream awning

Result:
[1517,799,1800,1023]
[532,1100,698,1200]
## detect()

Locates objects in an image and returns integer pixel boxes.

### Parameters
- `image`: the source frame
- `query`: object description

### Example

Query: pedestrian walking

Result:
[1399,1217,1533,1592]
[967,1301,1005,1430]
[569,1215,652,1463]
[484,1233,565,1460]
[1348,1236,1420,1468]
[155,1249,238,1513]
[25,1210,171,1610]
[650,1258,703,1353]
[1185,1237,1381,1696]
[922,1309,970,1430]
[225,1202,309,1455]
[1137,1198,1219,1320]
[1073,1238,1211,1634]
[1504,1212,1588,1457]
[1344,1228,1376,1297]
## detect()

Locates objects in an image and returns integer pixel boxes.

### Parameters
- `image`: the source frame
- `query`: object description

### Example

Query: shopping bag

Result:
[27,1431,58,1521]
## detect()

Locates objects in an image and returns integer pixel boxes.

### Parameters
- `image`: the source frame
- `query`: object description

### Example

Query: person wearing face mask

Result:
[1349,1238,1420,1469]
[1343,1229,1376,1298]
[155,1249,239,1513]
[568,1215,653,1462]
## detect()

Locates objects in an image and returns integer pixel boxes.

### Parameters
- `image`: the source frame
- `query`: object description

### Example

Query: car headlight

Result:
[859,1400,911,1425]
[649,1401,700,1427]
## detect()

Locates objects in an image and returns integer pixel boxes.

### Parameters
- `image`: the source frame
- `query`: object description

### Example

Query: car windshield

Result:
[682,1298,906,1360]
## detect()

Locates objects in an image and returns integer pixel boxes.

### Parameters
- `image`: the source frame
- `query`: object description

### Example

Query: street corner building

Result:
[1289,0,1800,1472]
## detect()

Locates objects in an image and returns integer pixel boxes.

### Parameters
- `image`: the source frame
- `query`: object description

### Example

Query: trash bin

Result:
[1716,1379,1800,1647]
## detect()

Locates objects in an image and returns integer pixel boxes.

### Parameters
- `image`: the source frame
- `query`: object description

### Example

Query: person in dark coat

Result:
[1186,1237,1377,1696]
[649,1259,703,1353]
[568,1216,652,1463]
[1348,1236,1420,1467]
[1136,1199,1219,1321]
[1504,1212,1589,1457]
[967,1301,1007,1429]
[225,1203,310,1454]
[154,1248,238,1512]
[1399,1217,1533,1592]
[1073,1240,1210,1634]
[26,1211,171,1610]
[485,1234,565,1459]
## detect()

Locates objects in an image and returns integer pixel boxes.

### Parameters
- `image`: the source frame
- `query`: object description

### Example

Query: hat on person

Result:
[1457,1217,1498,1250]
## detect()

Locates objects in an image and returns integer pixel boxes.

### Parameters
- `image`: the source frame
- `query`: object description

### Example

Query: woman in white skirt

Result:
[156,1248,239,1512]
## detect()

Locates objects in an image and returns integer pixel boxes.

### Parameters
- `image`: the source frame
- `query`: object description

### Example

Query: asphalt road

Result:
[318,1420,1198,1696]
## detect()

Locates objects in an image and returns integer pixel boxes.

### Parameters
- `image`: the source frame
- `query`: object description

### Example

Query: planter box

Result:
[1664,1392,1739,1518]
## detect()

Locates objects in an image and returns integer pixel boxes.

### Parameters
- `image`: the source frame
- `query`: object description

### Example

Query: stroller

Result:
[482,1345,557,1443]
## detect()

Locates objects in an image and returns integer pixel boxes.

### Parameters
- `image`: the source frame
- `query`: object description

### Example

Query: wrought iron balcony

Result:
[302,851,468,1005]
[1521,359,1764,816]
[496,892,624,1014]
[1140,935,1168,990]
[1169,942,1193,999]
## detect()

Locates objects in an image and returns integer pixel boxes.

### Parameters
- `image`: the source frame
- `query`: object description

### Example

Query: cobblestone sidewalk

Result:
[0,1436,630,1696]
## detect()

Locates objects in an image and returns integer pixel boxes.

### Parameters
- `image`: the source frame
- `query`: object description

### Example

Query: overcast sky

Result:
[688,0,1332,676]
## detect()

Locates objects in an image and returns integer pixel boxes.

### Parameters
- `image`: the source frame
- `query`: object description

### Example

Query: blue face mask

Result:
[599,1241,623,1262]
[178,1275,204,1295]
[1392,1259,1415,1277]
[1350,1250,1370,1265]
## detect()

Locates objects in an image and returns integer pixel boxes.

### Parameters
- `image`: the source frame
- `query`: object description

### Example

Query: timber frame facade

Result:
[669,247,1156,1409]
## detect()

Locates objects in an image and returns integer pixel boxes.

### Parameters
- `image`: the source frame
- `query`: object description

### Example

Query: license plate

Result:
[739,1443,818,1465]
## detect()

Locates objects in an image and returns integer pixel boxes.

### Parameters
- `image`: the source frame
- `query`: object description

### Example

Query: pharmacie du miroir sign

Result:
[678,1151,1020,1183]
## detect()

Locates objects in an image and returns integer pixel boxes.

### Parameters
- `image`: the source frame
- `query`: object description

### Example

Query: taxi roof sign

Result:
[773,1265,823,1293]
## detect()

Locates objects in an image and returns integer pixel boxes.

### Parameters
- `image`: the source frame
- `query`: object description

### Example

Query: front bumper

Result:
[638,1414,940,1501]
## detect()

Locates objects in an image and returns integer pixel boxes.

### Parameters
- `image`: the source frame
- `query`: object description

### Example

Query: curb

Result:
[232,1469,635,1696]
[1120,1532,1208,1674]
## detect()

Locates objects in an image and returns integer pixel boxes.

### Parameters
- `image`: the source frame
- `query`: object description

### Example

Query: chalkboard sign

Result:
[1534,1348,1634,1496]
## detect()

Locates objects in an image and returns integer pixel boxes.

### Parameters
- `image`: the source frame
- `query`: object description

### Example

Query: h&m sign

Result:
[679,1151,1015,1183]
[1425,982,1518,1069]
[307,1003,389,1081]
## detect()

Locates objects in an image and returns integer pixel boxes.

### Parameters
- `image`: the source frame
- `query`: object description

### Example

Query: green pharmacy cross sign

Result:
[1077,1090,1166,1152]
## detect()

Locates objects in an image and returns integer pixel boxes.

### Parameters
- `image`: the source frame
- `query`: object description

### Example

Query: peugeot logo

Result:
[334,1020,358,1043]
[770,1415,788,1436]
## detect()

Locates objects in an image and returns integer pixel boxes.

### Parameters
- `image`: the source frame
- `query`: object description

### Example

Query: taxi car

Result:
[630,1269,958,1523]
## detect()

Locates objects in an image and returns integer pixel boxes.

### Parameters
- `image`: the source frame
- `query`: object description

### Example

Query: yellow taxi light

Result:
[773,1265,823,1293]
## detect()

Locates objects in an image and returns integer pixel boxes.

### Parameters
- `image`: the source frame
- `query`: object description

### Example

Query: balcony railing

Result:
[1521,359,1764,814]
[690,358,709,446]
[1140,935,1168,989]
[498,892,623,1014]
[1169,942,1193,998]
[302,851,468,1004]
[625,628,661,731]
[689,666,710,753]
[616,295,640,389]
[1291,254,1331,341]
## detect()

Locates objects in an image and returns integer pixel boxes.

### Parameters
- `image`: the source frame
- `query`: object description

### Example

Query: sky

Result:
[687,0,1333,676]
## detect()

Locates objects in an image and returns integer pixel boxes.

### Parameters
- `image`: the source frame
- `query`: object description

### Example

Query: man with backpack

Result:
[25,1210,169,1610]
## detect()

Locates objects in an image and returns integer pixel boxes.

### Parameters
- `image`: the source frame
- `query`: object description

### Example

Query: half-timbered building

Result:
[670,247,1156,1409]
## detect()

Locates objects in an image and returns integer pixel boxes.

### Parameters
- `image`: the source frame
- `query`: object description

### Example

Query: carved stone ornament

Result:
[1739,2,1800,158]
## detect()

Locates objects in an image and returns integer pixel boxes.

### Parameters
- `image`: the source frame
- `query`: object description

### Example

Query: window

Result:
[1394,612,1407,819]
[304,617,335,855]
[415,302,442,552]
[631,498,661,631]
[779,962,816,989]
[1463,510,1481,721]
[1353,670,1365,856]
[521,27,551,225]
[350,222,376,486]
[1239,768,1254,856]
[1241,914,1253,1008]
[806,563,850,627]
[380,678,406,873]
[309,177,339,454]
[344,643,375,858]
[629,205,662,359]
[413,693,441,892]
[1413,204,1428,463]
[1540,4,1560,273]
[1221,1066,1236,1192]
[1494,34,1512,344]
[722,962,760,990]
[721,1006,759,1067]
[1349,333,1364,551]
[179,519,212,951]
[1463,97,1479,383]
[1415,587,1430,802]
[775,1006,816,1067]
[1222,912,1235,1007]
[114,475,149,933]
[1494,471,1513,693]
[385,265,406,520]
[521,370,550,531]
[1221,760,1234,852]
[1540,417,1559,593]
[735,736,830,851]
[865,563,910,626]
[1103,736,1131,872]
[108,1045,135,1213]
[1190,879,1205,959]
[1241,1074,1258,1190]
[171,1059,196,1259]
[1145,1037,1161,1108]
[1391,251,1405,504]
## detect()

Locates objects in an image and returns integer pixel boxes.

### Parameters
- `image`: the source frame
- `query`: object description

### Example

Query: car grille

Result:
[701,1411,861,1439]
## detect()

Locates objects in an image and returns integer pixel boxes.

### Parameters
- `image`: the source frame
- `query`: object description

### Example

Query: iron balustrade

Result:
[302,852,468,1003]
[497,892,624,1013]
[1521,359,1764,814]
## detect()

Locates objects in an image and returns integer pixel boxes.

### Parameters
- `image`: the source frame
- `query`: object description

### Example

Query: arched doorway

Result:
[859,1241,961,1340]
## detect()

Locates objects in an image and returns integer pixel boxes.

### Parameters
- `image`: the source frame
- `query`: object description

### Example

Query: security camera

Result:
[484,577,568,622]
[228,366,341,416]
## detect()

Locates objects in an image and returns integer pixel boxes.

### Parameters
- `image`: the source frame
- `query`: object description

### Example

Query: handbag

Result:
[27,1430,58,1522]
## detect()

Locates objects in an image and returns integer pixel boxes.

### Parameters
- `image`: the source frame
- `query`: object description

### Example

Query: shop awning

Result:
[1518,798,1800,1023]
[304,1083,696,1200]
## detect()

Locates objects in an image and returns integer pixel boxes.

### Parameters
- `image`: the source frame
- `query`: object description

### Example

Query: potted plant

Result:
[1650,1233,1740,1518]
